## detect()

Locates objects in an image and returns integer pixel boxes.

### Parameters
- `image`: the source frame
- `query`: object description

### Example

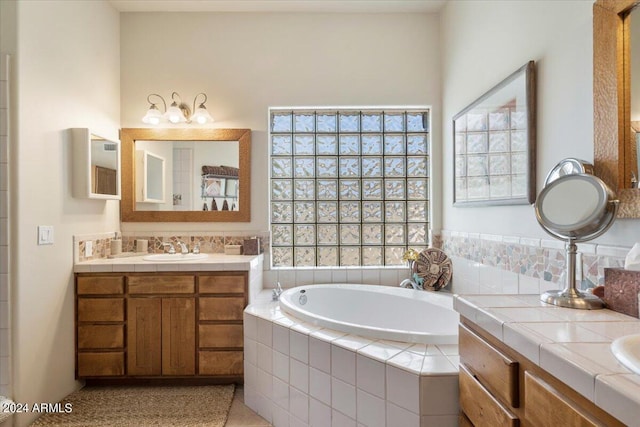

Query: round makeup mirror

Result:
[535,160,619,309]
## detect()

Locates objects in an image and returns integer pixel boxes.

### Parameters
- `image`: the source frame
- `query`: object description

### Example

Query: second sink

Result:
[611,334,640,375]
[142,253,208,262]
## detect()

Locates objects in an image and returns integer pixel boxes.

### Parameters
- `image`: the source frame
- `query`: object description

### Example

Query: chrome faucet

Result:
[161,242,176,254]
[177,241,189,255]
[272,282,283,301]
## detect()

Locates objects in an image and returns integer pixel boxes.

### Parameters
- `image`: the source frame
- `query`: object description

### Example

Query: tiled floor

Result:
[226,386,271,427]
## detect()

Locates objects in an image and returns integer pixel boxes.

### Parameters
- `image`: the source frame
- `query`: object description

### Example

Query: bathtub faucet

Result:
[272,282,283,301]
[400,278,419,289]
[400,274,424,290]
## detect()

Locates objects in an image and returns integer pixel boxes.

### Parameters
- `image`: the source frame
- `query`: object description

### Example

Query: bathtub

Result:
[278,284,459,345]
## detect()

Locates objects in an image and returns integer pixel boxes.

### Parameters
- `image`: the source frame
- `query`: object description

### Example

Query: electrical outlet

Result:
[85,240,93,257]
[37,226,54,245]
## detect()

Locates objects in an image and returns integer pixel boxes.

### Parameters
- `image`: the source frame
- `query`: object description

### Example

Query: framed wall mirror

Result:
[120,128,251,222]
[593,0,640,217]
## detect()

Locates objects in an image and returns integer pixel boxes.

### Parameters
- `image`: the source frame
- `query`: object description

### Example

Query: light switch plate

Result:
[37,225,54,245]
[85,240,93,257]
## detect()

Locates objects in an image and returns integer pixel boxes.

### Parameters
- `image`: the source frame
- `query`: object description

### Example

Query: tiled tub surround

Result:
[442,230,628,295]
[455,294,640,427]
[243,301,460,427]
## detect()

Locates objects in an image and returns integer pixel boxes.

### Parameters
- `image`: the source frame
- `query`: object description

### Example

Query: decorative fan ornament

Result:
[415,248,453,291]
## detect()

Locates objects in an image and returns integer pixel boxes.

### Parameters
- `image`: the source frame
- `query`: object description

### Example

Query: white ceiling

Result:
[109,0,448,13]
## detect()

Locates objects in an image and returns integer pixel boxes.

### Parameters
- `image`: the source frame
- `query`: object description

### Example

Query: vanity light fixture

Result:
[142,92,214,125]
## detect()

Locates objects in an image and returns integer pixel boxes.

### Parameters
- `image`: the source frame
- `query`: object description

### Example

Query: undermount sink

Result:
[142,253,208,262]
[611,334,640,375]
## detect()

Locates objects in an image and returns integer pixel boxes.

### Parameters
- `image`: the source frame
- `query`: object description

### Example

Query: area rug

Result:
[30,384,235,426]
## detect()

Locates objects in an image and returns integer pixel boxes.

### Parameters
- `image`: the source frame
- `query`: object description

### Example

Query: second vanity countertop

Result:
[454,294,640,426]
[73,253,264,273]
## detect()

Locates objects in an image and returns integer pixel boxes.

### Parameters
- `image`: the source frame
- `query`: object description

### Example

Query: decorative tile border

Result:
[74,231,271,263]
[441,230,627,289]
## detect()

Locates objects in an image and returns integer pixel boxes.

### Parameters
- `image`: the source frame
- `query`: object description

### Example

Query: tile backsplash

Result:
[442,230,628,295]
[74,230,271,263]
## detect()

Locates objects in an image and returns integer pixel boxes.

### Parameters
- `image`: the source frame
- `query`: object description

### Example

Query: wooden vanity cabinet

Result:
[459,320,625,427]
[75,271,248,382]
[76,275,126,377]
[197,273,246,377]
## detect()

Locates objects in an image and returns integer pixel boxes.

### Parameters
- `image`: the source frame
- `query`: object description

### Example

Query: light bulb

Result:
[142,105,163,125]
[190,105,214,124]
[165,104,186,124]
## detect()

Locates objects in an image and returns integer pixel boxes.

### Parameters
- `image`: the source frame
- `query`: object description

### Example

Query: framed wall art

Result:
[453,61,536,206]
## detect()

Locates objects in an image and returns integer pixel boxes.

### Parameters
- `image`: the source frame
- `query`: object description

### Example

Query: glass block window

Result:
[270,108,430,267]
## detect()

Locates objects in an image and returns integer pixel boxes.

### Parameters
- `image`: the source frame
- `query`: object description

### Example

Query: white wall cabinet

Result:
[71,128,121,200]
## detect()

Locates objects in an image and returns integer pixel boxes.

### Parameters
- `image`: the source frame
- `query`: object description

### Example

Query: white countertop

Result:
[74,253,264,273]
[454,294,640,426]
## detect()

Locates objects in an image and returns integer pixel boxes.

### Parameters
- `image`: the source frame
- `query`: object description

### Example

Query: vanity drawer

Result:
[459,324,519,407]
[459,364,519,427]
[524,371,601,427]
[198,351,243,376]
[128,275,195,294]
[199,297,245,321]
[77,276,124,295]
[199,274,245,294]
[77,298,124,322]
[77,352,125,377]
[77,325,124,349]
[199,325,243,348]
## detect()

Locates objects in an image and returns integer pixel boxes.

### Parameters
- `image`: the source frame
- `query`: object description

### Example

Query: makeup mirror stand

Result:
[536,159,619,310]
[541,239,606,309]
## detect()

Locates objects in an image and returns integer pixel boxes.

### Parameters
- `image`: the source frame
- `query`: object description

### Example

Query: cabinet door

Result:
[162,298,195,376]
[524,371,602,427]
[128,298,162,376]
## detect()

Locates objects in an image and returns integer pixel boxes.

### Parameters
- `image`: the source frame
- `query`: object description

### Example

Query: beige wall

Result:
[120,11,442,233]
[11,1,120,425]
[441,0,640,246]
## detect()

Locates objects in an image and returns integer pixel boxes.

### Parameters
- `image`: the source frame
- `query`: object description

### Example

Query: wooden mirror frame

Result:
[593,0,640,217]
[120,128,251,222]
